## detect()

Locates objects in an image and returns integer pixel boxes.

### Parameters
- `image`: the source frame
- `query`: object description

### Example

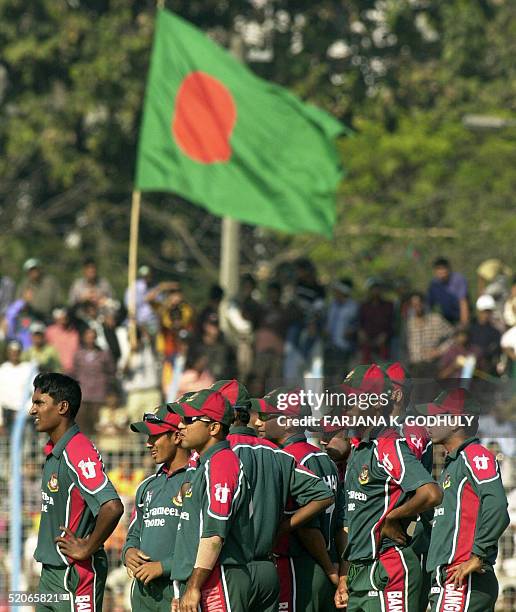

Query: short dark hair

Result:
[209,284,224,301]
[83,257,97,267]
[33,373,82,419]
[433,257,450,268]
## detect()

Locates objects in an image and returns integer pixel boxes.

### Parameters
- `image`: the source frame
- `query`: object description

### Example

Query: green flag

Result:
[136,9,346,237]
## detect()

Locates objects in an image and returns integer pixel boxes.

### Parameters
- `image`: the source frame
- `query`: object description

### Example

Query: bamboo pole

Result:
[127,189,141,350]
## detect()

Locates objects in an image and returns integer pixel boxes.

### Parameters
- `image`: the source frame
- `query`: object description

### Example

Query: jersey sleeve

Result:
[121,482,146,563]
[63,434,120,516]
[281,451,333,506]
[375,437,435,492]
[200,451,246,540]
[462,446,511,559]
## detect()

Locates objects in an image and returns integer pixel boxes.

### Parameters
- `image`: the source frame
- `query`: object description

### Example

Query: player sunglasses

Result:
[143,412,169,424]
[257,412,280,422]
[182,415,213,425]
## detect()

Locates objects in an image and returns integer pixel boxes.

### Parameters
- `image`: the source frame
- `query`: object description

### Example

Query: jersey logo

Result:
[214,482,231,504]
[77,458,97,480]
[184,487,192,498]
[47,473,59,493]
[472,455,490,471]
[172,492,183,507]
[382,453,394,472]
[359,465,369,485]
[410,435,423,450]
[442,474,451,489]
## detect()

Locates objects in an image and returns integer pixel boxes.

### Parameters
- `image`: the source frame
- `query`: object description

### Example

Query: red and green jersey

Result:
[280,433,344,561]
[227,426,332,559]
[344,428,435,562]
[34,424,120,566]
[170,440,253,582]
[122,463,188,577]
[427,437,510,572]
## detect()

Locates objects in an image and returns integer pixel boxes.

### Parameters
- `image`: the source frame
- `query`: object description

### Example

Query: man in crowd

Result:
[214,379,335,612]
[69,258,113,308]
[123,406,190,611]
[416,389,510,611]
[168,390,253,611]
[427,257,469,326]
[16,259,62,322]
[335,365,442,611]
[469,294,501,376]
[255,387,343,611]
[358,279,394,363]
[29,372,123,611]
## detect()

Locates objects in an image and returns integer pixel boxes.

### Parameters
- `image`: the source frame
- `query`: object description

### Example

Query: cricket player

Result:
[335,365,442,612]
[380,361,434,612]
[167,390,253,612]
[212,379,335,612]
[30,373,124,611]
[122,406,190,611]
[254,387,344,612]
[416,389,510,612]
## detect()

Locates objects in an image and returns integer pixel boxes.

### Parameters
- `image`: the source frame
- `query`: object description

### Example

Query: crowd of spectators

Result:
[0,254,515,609]
[0,255,515,435]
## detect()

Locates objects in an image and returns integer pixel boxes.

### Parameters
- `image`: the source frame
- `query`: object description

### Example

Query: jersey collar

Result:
[280,433,306,448]
[445,437,480,463]
[44,423,80,458]
[159,462,188,478]
[198,440,230,465]
[229,425,257,437]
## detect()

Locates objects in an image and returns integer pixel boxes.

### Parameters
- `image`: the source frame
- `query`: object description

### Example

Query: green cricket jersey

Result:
[427,437,510,572]
[344,427,435,562]
[227,426,332,559]
[170,440,253,582]
[34,424,120,566]
[280,433,344,561]
[122,463,188,577]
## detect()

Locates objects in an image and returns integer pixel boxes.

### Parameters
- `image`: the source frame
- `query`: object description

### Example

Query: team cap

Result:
[130,405,181,435]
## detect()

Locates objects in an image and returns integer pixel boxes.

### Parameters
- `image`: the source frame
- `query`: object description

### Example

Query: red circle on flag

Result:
[172,71,237,164]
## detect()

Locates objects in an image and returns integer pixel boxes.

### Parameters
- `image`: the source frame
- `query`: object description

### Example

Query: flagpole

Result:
[127,189,141,350]
[219,32,243,304]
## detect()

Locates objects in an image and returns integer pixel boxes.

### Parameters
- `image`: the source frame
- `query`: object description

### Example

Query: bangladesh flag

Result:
[136,9,347,237]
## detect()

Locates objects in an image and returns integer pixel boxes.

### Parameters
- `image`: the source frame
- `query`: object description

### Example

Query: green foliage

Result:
[0,0,514,297]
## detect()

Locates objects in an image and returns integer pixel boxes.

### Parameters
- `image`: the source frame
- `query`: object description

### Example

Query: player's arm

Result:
[56,499,124,561]
[122,488,151,575]
[447,454,510,588]
[335,528,349,609]
[296,527,338,585]
[377,439,441,545]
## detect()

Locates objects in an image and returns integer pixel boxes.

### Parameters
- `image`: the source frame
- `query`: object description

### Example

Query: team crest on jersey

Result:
[359,465,369,485]
[442,474,451,489]
[184,487,192,498]
[47,473,59,493]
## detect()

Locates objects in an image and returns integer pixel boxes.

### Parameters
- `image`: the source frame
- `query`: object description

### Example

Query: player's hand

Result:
[335,575,349,609]
[125,547,151,574]
[179,586,201,612]
[326,562,339,587]
[171,598,180,612]
[134,561,164,585]
[380,517,407,546]
[446,556,484,588]
[55,526,92,561]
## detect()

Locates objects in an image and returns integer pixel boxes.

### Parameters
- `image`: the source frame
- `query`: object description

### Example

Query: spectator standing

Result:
[72,327,115,434]
[406,292,454,378]
[437,326,481,379]
[195,284,224,335]
[124,265,158,333]
[324,279,358,385]
[251,281,288,394]
[195,312,237,380]
[22,322,61,373]
[45,308,80,374]
[427,257,469,325]
[3,288,40,349]
[175,345,215,397]
[16,258,62,322]
[68,257,113,307]
[469,295,501,376]
[121,327,161,423]
[0,340,34,430]
[358,278,394,362]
